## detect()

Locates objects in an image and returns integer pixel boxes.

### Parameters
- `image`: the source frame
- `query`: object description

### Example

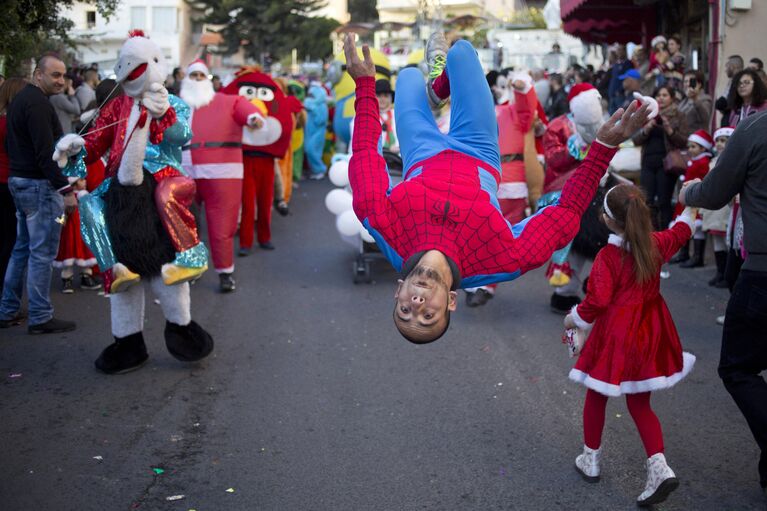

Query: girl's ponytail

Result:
[605,185,659,284]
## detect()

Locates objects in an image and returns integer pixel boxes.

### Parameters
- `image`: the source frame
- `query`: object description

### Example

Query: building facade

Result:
[63,0,199,76]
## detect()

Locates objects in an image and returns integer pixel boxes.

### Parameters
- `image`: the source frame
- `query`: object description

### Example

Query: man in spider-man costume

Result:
[344,33,651,344]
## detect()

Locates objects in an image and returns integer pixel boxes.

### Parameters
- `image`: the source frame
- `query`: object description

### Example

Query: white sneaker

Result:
[637,453,679,507]
[716,314,725,325]
[574,445,601,482]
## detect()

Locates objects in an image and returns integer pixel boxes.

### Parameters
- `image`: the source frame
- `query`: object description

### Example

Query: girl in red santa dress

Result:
[564,184,697,508]
[54,159,106,293]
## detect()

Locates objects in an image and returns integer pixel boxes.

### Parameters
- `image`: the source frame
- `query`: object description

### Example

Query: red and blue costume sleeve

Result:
[349,76,618,288]
[348,77,404,269]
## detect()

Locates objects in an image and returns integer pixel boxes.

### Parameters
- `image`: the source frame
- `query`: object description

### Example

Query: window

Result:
[86,10,96,29]
[152,7,177,32]
[130,6,146,30]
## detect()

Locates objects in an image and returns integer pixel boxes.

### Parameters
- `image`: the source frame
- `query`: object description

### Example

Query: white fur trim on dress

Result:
[669,212,695,232]
[571,304,593,330]
[569,352,696,397]
[53,257,97,268]
[497,182,529,199]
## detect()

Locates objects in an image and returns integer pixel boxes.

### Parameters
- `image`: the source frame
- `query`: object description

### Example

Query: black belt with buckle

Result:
[501,153,523,163]
[182,142,242,150]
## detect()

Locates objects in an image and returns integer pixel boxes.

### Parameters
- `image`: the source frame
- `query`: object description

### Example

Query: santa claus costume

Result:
[180,60,264,292]
[53,159,106,292]
[568,186,695,507]
[465,72,549,307]
[541,83,609,313]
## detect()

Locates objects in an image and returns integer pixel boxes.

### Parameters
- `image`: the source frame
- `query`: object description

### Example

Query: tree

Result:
[292,17,340,61]
[348,0,378,23]
[190,0,335,64]
[0,0,119,76]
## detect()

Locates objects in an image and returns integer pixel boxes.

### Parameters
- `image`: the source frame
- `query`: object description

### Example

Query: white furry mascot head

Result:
[114,30,168,99]
[568,83,603,144]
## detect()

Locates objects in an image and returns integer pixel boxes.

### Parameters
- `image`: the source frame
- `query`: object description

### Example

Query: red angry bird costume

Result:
[220,67,303,249]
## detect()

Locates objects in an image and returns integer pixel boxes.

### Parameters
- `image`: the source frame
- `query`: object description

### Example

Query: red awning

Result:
[561,0,589,20]
[560,0,657,45]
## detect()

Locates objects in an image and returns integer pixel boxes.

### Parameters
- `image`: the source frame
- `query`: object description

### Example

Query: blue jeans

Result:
[395,40,500,174]
[0,177,64,325]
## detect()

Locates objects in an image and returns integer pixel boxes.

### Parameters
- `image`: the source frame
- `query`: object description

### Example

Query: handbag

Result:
[663,149,687,175]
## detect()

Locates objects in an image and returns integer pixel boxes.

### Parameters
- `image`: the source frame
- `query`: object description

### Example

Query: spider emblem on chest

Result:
[430,200,461,230]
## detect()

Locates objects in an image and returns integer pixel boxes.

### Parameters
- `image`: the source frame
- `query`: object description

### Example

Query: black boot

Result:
[466,288,493,307]
[708,251,724,285]
[669,242,690,264]
[710,250,729,288]
[219,272,236,293]
[550,293,581,315]
[165,320,214,362]
[95,332,149,374]
[681,239,706,268]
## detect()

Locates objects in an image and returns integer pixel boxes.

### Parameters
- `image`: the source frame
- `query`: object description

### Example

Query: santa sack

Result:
[609,146,641,172]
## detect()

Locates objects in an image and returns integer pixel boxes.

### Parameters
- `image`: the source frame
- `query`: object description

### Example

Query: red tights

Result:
[583,389,664,457]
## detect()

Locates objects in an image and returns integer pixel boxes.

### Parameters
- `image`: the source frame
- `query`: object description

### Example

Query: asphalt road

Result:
[1,179,765,510]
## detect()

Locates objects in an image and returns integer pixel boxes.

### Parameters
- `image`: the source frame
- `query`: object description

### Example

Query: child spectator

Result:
[565,184,697,507]
[701,127,734,288]
[677,130,713,269]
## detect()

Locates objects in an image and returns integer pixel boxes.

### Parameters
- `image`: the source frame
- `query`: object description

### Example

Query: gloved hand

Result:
[142,83,170,119]
[246,113,265,129]
[632,92,659,120]
[52,134,86,168]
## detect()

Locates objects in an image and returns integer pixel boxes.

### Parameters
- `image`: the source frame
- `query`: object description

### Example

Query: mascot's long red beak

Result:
[126,63,148,82]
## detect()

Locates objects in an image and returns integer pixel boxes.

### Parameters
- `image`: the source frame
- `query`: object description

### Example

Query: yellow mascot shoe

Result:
[162,263,207,286]
[549,269,571,287]
[110,263,141,294]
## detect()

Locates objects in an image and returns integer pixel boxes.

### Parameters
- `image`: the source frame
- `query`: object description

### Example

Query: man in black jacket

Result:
[680,110,767,497]
[0,55,77,334]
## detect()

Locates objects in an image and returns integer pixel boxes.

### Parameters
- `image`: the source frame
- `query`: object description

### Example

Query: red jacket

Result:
[182,93,260,179]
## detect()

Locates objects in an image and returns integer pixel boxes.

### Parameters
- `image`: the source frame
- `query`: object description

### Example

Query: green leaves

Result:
[192,0,339,62]
[0,0,119,76]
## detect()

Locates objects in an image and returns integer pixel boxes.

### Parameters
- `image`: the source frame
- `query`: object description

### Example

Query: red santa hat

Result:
[713,126,735,140]
[688,129,713,151]
[187,59,210,76]
[568,83,602,125]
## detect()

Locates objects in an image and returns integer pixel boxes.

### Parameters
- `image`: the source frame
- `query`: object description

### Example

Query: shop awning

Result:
[560,0,657,45]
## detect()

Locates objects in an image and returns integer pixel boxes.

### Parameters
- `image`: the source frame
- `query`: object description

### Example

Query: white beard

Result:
[180,77,215,109]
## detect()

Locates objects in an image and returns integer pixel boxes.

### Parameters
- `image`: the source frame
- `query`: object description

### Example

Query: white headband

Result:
[603,185,618,220]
